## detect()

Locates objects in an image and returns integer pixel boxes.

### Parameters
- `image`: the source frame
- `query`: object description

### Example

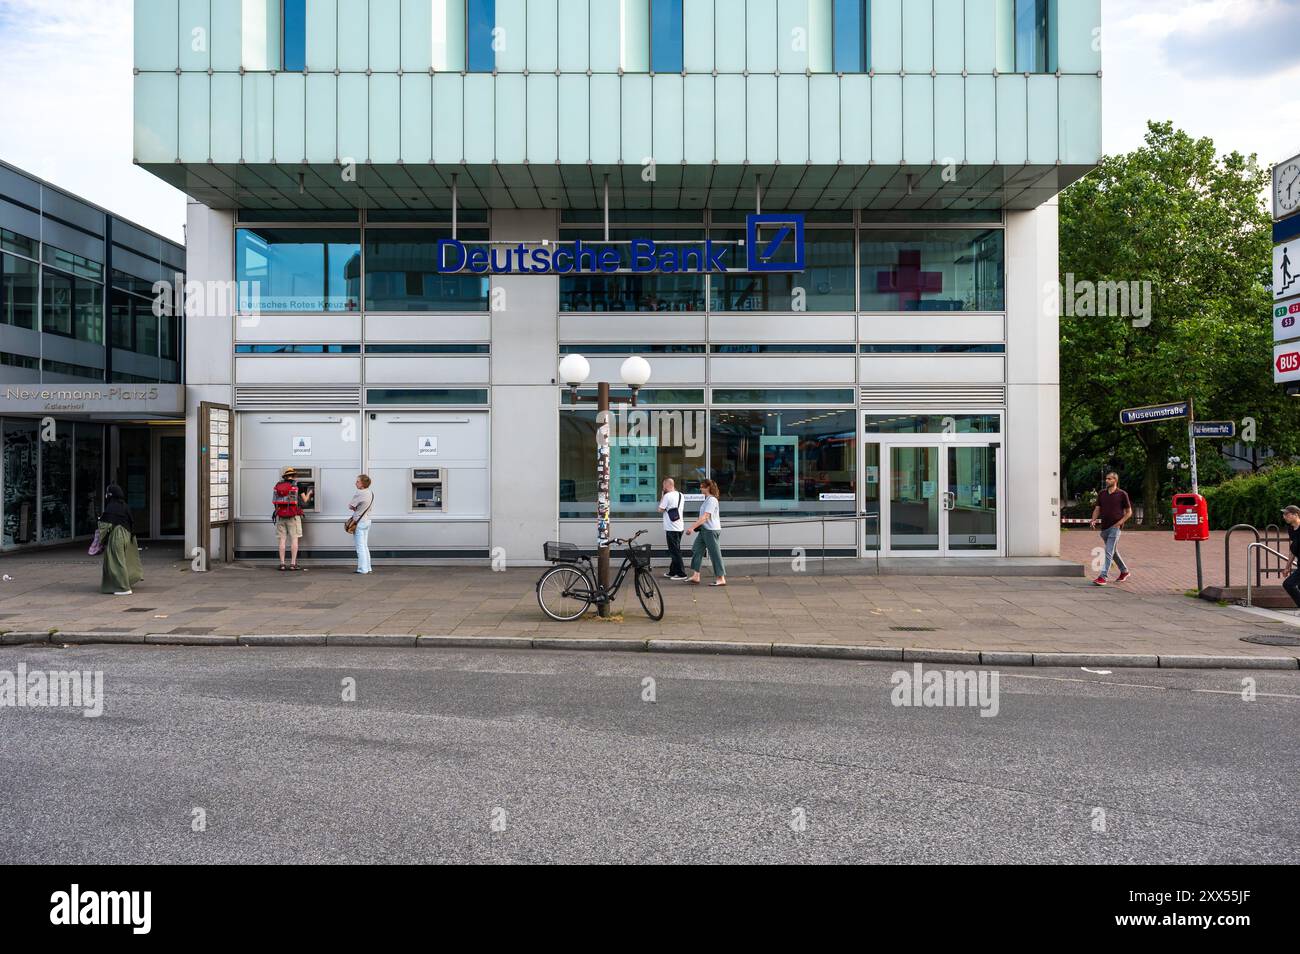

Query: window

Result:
[3,420,38,547]
[236,344,360,354]
[650,0,683,73]
[40,428,72,542]
[864,415,1001,434]
[859,229,1005,312]
[74,423,104,538]
[364,229,489,312]
[282,0,307,72]
[366,388,489,405]
[236,228,360,313]
[2,253,38,329]
[467,0,495,72]
[558,227,707,312]
[710,229,855,312]
[110,288,158,357]
[42,268,104,344]
[1014,0,1054,73]
[833,0,869,73]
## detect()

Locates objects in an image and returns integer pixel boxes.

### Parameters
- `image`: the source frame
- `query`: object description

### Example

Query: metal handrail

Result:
[723,512,882,576]
[1245,542,1291,607]
[1224,524,1261,588]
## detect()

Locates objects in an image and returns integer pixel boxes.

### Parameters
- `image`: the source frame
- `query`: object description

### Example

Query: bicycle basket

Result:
[544,541,583,563]
[630,543,653,569]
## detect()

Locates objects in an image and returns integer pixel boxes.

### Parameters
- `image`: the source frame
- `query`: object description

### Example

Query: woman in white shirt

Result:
[348,474,375,574]
[684,478,726,586]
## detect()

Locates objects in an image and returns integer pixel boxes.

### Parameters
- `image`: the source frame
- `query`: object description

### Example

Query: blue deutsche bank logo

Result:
[746,213,805,272]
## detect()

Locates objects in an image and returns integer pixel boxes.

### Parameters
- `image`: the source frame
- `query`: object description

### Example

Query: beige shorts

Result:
[275,516,303,540]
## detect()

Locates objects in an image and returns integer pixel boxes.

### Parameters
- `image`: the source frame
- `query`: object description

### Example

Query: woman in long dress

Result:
[99,484,143,596]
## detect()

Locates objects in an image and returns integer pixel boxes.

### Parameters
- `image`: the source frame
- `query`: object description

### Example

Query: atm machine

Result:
[287,466,320,512]
[409,468,446,512]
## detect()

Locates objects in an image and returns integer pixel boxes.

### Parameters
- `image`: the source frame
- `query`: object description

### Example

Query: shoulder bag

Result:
[345,494,373,535]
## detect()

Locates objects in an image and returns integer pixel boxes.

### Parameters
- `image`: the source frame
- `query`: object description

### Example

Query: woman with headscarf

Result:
[99,484,143,596]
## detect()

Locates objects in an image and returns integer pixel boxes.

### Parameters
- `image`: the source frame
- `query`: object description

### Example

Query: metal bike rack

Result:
[1245,542,1290,607]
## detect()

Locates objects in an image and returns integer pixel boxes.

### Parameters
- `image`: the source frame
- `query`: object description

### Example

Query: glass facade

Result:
[1,253,37,329]
[1015,0,1054,73]
[283,0,307,72]
[467,0,496,72]
[833,0,869,73]
[711,229,855,312]
[711,409,857,515]
[236,228,361,312]
[364,229,489,312]
[650,0,684,73]
[860,229,1005,312]
[2,419,38,546]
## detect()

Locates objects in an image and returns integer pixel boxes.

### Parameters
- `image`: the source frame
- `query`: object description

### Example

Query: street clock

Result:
[1276,155,1300,220]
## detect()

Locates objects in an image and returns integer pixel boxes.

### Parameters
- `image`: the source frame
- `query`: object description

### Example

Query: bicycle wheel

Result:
[537,565,594,622]
[635,570,665,621]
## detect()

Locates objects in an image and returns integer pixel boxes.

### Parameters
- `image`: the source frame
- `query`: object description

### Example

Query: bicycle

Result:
[536,529,665,622]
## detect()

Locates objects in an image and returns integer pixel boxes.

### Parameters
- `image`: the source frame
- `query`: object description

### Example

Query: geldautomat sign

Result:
[435,213,805,275]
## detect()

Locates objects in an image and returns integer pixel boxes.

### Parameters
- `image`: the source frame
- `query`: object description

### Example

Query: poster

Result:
[760,436,798,503]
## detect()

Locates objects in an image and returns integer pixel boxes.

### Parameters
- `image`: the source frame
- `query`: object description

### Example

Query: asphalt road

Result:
[0,645,1297,864]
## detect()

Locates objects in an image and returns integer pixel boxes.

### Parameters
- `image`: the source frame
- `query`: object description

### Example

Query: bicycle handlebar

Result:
[613,530,648,546]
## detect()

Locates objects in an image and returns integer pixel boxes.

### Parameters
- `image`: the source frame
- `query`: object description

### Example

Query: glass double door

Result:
[867,443,1001,556]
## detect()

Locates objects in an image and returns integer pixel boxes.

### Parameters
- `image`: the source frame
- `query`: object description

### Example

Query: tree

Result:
[1059,121,1285,523]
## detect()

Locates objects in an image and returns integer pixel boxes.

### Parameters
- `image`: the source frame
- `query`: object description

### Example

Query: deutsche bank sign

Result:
[434,213,805,275]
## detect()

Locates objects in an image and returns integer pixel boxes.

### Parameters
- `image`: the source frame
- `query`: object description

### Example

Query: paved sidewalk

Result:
[1,543,1296,660]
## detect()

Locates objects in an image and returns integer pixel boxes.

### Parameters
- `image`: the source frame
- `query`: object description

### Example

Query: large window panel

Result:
[74,423,104,537]
[236,228,360,312]
[860,229,1005,312]
[1014,0,1054,72]
[711,229,854,312]
[3,420,38,547]
[40,428,72,542]
[833,0,869,73]
[558,228,707,312]
[650,0,683,73]
[467,0,496,72]
[283,0,307,71]
[710,408,857,515]
[1,253,37,329]
[364,228,490,312]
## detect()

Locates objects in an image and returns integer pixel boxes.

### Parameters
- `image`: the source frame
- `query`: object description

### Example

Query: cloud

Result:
[1162,0,1300,77]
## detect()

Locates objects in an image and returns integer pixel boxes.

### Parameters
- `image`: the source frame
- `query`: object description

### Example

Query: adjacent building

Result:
[133,0,1102,565]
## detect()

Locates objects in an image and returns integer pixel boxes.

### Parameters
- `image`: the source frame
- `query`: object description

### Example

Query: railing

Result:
[1225,523,1287,588]
[723,512,881,576]
[1245,542,1292,607]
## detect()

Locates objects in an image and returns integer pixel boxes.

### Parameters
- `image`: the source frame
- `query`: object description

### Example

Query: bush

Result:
[1202,465,1300,529]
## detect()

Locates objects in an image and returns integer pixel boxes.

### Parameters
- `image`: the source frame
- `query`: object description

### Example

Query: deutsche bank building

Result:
[134,0,1101,566]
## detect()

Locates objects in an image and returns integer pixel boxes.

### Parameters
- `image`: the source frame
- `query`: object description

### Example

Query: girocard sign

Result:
[1119,401,1190,425]
[433,213,805,275]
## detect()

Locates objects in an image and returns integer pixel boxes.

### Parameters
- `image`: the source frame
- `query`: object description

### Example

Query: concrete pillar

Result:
[1004,200,1061,557]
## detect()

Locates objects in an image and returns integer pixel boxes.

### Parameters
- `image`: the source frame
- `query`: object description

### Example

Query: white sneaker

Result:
[113,590,133,596]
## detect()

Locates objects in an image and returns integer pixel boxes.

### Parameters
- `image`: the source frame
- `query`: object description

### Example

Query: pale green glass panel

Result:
[871,74,902,164]
[497,75,528,162]
[241,0,280,70]
[559,0,590,71]
[589,75,621,163]
[993,0,1014,72]
[210,73,243,162]
[527,0,559,72]
[433,74,465,162]
[591,0,621,72]
[433,0,467,71]
[746,0,776,73]
[368,0,400,72]
[995,74,1027,164]
[1057,0,1100,72]
[274,73,306,163]
[134,74,178,163]
[839,74,870,163]
[137,0,179,71]
[307,0,338,71]
[242,72,275,163]
[871,0,901,73]
[902,75,934,165]
[777,75,808,164]
[777,0,808,74]
[178,73,210,161]
[337,0,369,71]
[178,0,210,71]
[933,0,964,72]
[683,74,714,164]
[464,75,496,162]
[652,75,684,164]
[622,0,650,72]
[210,0,242,71]
[901,0,932,74]
[621,75,653,162]
[370,74,400,162]
[964,74,995,163]
[558,75,590,163]
[964,0,996,73]
[808,74,838,163]
[497,0,527,71]
[305,74,338,162]
[527,75,558,163]
[337,73,369,161]
[714,74,745,163]
[1048,0,1059,71]
[746,75,777,163]
[684,0,715,73]
[807,0,832,73]
[400,0,432,70]
[401,74,432,163]
[933,75,965,163]
[714,0,746,72]
[1026,75,1057,164]
[1058,75,1100,163]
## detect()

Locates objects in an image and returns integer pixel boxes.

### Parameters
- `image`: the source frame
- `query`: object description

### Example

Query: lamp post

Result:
[558,354,653,617]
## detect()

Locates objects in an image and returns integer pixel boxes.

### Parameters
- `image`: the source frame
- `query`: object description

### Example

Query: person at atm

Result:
[1088,471,1133,586]
[1280,505,1300,609]
[272,466,313,571]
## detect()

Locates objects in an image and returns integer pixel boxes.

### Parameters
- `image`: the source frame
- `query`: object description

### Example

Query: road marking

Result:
[1002,671,1300,700]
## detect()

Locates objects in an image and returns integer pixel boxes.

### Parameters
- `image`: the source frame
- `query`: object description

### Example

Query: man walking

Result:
[1281,505,1300,611]
[658,478,688,580]
[1089,471,1132,586]
[273,466,313,571]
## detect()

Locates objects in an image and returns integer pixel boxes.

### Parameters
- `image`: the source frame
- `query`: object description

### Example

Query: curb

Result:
[1,632,1297,671]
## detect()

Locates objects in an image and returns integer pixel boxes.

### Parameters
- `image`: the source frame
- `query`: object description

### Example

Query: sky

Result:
[0,0,1297,245]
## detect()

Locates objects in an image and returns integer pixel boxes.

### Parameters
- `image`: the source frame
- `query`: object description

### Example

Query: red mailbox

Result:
[1172,493,1209,541]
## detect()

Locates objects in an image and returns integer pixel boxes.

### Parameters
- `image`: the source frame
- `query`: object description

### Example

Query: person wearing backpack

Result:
[272,466,313,571]
[658,477,687,580]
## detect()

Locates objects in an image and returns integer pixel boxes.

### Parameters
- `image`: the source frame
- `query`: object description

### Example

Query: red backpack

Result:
[272,481,301,518]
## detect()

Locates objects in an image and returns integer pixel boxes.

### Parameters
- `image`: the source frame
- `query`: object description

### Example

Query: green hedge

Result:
[1202,466,1300,529]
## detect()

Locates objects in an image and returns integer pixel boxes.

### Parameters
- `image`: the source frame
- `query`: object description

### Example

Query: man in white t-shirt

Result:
[657,477,688,580]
